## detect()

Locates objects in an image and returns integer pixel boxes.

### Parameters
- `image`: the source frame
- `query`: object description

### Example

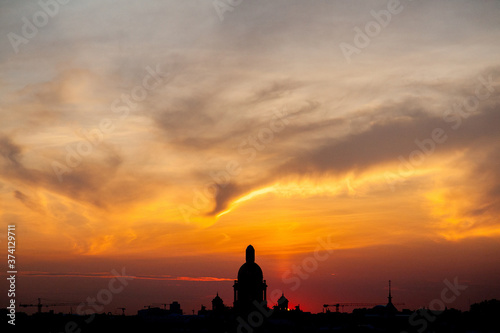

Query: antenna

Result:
[388,280,393,304]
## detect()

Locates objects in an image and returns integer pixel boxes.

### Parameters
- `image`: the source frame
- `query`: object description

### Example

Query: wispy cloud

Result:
[209,86,500,216]
[21,271,232,282]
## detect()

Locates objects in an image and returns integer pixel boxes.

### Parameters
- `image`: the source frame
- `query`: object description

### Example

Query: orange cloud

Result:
[20,271,232,282]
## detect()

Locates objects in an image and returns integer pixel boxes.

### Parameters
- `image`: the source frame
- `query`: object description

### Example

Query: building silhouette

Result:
[211,293,224,313]
[169,301,182,315]
[274,293,289,311]
[233,245,267,313]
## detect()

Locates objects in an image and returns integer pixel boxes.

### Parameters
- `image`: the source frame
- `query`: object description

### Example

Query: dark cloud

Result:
[0,134,22,166]
[0,134,152,210]
[208,94,500,215]
[247,79,302,104]
[208,182,250,215]
[13,190,45,214]
[0,134,41,184]
[150,74,310,154]
[464,147,500,219]
[153,93,216,141]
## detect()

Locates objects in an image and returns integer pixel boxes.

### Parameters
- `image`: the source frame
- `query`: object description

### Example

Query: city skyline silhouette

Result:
[3,244,499,332]
[4,244,480,315]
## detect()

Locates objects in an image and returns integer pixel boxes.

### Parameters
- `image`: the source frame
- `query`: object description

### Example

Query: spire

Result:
[388,280,393,304]
[246,245,255,263]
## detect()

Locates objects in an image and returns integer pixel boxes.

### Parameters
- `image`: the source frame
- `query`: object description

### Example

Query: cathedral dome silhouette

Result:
[233,245,267,313]
[237,245,263,282]
[237,262,264,282]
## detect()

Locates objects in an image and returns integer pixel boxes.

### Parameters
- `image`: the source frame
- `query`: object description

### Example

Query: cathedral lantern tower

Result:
[233,245,267,313]
[212,293,224,313]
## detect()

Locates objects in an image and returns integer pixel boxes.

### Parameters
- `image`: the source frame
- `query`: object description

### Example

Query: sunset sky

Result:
[1,0,500,315]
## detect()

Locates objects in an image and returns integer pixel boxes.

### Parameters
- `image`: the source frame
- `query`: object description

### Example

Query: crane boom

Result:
[323,302,405,313]
[323,303,379,313]
[19,298,81,314]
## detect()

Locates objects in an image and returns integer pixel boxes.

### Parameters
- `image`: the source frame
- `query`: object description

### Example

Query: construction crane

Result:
[322,302,406,313]
[117,307,126,315]
[144,304,167,310]
[151,303,168,310]
[20,298,81,314]
[324,280,405,313]
[323,303,380,313]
